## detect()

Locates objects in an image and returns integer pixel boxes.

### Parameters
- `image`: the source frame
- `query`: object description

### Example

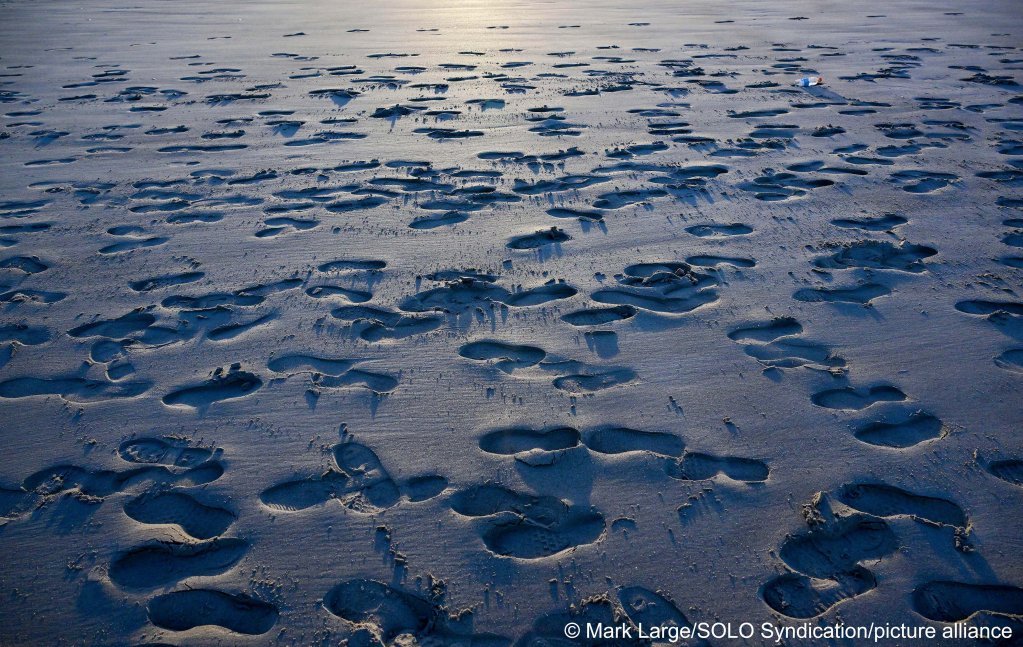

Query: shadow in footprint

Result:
[123,491,236,539]
[459,340,547,372]
[110,538,248,589]
[979,456,1023,487]
[163,365,262,410]
[582,427,684,458]
[665,452,769,483]
[148,589,278,635]
[853,410,946,448]
[811,385,906,411]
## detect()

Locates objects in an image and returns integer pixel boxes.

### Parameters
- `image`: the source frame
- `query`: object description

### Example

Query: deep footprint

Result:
[479,426,581,455]
[459,340,547,371]
[853,411,946,448]
[811,385,906,411]
[147,589,278,635]
[109,538,249,588]
[835,482,967,528]
[163,367,262,408]
[123,491,236,539]
[582,427,684,457]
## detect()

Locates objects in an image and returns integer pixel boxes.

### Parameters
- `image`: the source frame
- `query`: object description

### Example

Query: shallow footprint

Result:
[779,515,899,579]
[727,317,803,343]
[449,484,605,559]
[313,369,399,393]
[685,222,752,237]
[0,376,151,402]
[743,338,845,370]
[762,567,877,619]
[118,437,215,467]
[400,475,448,502]
[793,283,891,305]
[259,470,350,512]
[507,227,570,250]
[994,349,1023,373]
[814,240,936,273]
[912,581,1023,622]
[323,579,435,642]
[617,586,702,640]
[552,368,637,393]
[980,457,1023,487]
[561,305,637,326]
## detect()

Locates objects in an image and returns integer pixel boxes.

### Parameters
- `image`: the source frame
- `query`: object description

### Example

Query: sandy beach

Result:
[0,0,1021,644]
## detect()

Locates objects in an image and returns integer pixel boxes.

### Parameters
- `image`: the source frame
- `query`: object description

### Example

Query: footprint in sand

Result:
[260,435,446,513]
[147,589,278,635]
[449,483,605,559]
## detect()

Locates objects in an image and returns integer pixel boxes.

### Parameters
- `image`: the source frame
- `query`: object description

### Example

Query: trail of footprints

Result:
[477,424,768,486]
[319,576,707,646]
[5,427,1006,638]
[449,425,769,559]
[726,316,952,448]
[105,438,267,635]
[761,482,1023,628]
[0,435,284,635]
[458,339,636,393]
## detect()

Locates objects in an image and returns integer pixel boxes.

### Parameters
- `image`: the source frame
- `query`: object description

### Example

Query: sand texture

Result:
[1,0,1022,644]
